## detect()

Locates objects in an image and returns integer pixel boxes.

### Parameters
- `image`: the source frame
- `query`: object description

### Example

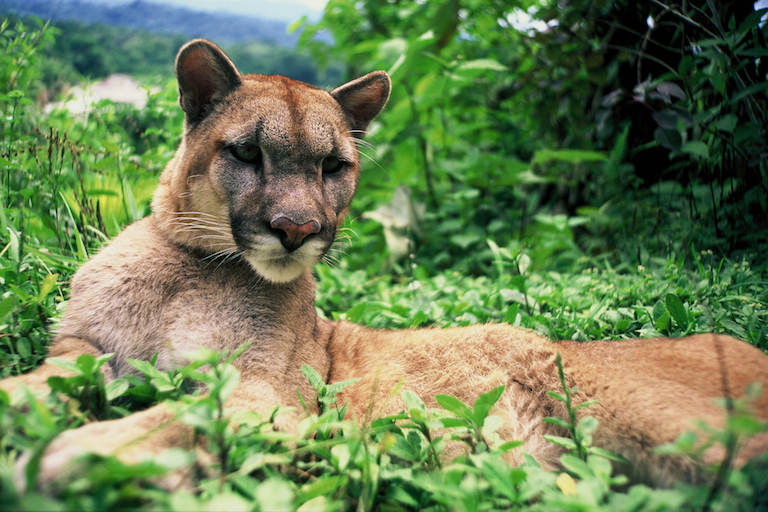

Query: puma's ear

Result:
[331,71,391,135]
[175,39,241,125]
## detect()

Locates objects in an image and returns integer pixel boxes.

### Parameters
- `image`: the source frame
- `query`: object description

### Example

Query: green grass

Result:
[2,291,767,511]
[1,16,768,512]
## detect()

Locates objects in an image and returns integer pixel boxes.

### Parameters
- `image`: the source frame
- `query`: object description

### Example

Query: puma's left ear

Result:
[331,71,391,135]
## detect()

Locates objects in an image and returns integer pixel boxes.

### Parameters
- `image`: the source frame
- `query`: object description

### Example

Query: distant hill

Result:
[0,0,301,45]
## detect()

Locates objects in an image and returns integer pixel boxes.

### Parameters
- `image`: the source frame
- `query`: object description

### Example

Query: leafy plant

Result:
[435,385,514,454]
[46,353,123,421]
[300,364,359,418]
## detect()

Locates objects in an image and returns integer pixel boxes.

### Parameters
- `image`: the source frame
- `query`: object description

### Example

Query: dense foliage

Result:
[300,0,768,266]
[0,0,767,509]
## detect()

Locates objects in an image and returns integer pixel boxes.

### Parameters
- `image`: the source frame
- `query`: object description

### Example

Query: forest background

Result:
[0,0,767,510]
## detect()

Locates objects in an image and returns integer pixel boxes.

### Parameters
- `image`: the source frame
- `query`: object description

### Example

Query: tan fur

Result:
[2,39,767,490]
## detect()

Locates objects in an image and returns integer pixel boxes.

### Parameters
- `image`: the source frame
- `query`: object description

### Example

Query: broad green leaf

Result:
[16,338,31,358]
[574,400,599,410]
[450,232,482,249]
[326,378,360,396]
[652,109,680,130]
[46,376,70,394]
[331,443,351,470]
[454,58,508,77]
[388,487,420,508]
[533,149,608,165]
[546,391,566,402]
[654,128,682,151]
[731,82,768,104]
[615,319,631,331]
[656,311,671,332]
[435,394,474,422]
[46,357,80,375]
[0,295,15,323]
[498,440,524,452]
[665,294,689,329]
[402,390,426,412]
[94,353,115,369]
[653,82,686,100]
[7,285,29,302]
[715,114,738,133]
[737,48,768,58]
[210,364,240,401]
[681,141,709,159]
[560,453,594,478]
[36,273,58,303]
[587,452,613,476]
[84,188,119,197]
[224,339,253,365]
[692,37,726,48]
[298,475,345,503]
[409,408,426,421]
[75,354,97,379]
[301,365,325,392]
[543,417,571,429]
[719,319,748,339]
[106,378,130,401]
[101,140,120,153]
[589,446,630,463]
[125,384,158,403]
[473,385,505,425]
[439,417,470,429]
[577,416,598,434]
[127,358,166,380]
[543,435,577,449]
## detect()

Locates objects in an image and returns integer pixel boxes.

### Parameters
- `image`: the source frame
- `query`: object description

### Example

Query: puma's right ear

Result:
[331,71,391,136]
[175,39,241,125]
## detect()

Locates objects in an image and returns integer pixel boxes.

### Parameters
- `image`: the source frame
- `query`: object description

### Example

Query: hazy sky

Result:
[289,0,326,8]
[85,0,328,23]
[58,0,768,26]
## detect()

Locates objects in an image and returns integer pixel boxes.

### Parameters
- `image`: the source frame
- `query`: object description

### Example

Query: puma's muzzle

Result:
[269,217,322,252]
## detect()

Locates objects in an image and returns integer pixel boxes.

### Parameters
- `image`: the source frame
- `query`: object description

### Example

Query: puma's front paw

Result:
[16,403,204,493]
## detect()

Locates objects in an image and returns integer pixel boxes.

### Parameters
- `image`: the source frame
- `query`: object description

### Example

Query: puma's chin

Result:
[244,252,315,283]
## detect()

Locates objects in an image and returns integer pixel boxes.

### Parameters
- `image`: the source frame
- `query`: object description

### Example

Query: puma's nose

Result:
[269,217,321,252]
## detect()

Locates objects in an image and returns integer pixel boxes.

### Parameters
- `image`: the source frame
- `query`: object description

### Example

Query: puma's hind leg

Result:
[0,337,115,397]
[555,334,768,486]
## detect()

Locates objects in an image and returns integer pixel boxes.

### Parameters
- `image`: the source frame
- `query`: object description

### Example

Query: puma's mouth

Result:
[242,241,326,283]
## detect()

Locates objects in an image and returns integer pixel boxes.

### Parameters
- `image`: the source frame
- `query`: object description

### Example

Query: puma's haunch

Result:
[2,39,767,491]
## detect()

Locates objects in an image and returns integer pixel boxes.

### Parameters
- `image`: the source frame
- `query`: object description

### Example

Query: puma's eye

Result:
[322,156,344,174]
[230,144,262,165]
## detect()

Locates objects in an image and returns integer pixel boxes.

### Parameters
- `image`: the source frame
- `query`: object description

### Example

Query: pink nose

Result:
[270,217,321,252]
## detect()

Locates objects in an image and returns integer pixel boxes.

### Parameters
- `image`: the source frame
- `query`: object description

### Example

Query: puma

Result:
[2,39,767,490]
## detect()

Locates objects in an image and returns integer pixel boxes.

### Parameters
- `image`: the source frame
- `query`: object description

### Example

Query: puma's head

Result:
[152,39,390,282]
